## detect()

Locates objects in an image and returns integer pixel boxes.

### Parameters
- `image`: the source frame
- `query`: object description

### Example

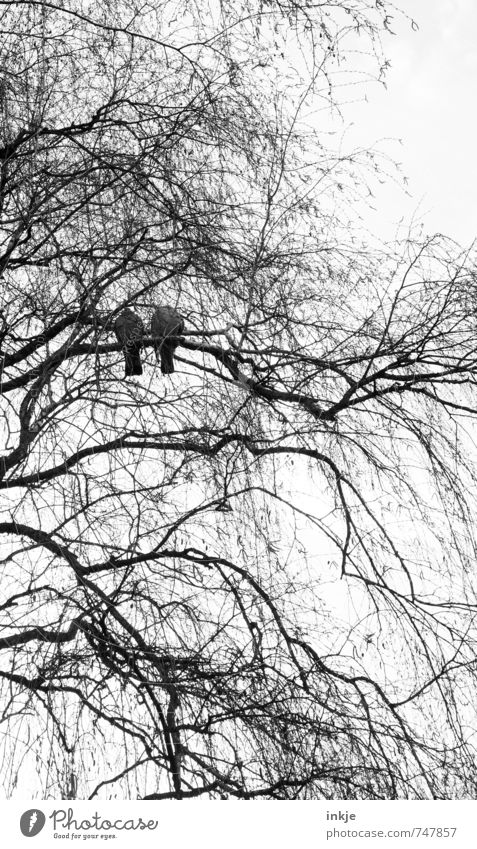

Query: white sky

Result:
[344,0,477,246]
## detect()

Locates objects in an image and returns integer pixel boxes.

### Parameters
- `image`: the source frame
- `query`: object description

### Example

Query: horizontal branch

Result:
[0,619,81,650]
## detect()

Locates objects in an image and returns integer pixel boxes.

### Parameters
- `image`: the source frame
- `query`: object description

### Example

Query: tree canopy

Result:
[1,0,477,800]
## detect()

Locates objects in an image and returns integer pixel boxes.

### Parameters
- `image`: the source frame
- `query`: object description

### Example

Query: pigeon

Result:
[114,308,144,377]
[150,305,184,375]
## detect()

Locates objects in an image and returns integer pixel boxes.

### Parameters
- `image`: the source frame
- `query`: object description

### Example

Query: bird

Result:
[114,308,144,377]
[150,305,184,375]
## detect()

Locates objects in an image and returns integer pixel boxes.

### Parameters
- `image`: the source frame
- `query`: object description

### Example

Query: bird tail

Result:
[160,344,175,375]
[124,346,143,377]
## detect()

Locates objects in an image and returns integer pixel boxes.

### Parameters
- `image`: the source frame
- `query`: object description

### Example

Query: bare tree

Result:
[0,0,477,800]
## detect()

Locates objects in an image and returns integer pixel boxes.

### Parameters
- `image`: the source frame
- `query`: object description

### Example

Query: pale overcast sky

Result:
[345,0,477,245]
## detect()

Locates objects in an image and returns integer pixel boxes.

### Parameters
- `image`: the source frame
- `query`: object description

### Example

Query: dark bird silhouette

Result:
[151,305,184,374]
[114,308,144,377]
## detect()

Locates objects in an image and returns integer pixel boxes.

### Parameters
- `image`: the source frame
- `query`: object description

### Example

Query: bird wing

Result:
[115,311,144,345]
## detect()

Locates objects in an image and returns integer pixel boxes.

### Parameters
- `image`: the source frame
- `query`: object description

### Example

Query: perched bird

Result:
[114,308,144,377]
[150,305,184,375]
